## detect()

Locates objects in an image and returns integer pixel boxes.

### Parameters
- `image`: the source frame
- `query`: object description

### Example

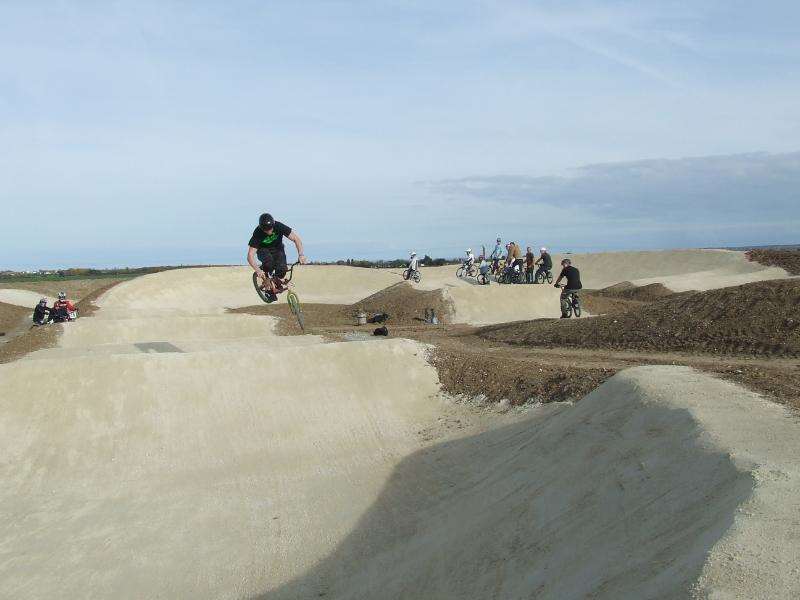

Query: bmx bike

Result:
[457,263,478,278]
[252,261,305,332]
[535,268,554,284]
[402,268,421,283]
[556,284,582,318]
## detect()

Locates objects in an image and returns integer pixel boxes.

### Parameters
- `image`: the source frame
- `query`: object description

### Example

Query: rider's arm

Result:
[247,246,263,275]
[287,231,307,264]
[554,268,565,286]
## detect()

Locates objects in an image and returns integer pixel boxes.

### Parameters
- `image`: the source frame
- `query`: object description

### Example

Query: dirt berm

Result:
[480,279,800,357]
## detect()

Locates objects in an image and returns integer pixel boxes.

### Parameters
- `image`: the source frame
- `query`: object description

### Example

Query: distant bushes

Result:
[320,256,459,268]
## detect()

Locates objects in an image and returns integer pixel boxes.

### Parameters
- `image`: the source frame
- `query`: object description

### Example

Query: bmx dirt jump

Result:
[0,249,798,599]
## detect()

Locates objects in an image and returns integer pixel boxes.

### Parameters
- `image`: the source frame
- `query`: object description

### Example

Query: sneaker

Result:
[265,291,278,303]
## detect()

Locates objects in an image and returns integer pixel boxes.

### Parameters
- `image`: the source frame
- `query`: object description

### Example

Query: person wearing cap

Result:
[535,247,553,281]
[32,298,52,325]
[247,213,307,302]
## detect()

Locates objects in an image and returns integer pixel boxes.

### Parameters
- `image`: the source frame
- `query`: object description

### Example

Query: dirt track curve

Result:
[0,249,798,599]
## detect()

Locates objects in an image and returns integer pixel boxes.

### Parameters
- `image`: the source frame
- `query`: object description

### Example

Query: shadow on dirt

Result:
[254,389,750,600]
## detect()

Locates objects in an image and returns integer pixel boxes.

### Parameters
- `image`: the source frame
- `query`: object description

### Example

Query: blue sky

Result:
[1,1,799,268]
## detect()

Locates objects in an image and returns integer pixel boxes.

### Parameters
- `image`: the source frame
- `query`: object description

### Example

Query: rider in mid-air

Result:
[554,258,582,318]
[247,213,307,303]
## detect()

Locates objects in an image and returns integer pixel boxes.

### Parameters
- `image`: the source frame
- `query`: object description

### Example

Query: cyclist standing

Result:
[554,258,582,318]
[490,237,504,272]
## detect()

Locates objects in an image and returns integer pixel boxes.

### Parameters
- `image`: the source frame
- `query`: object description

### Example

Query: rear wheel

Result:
[546,271,554,284]
[412,271,421,283]
[477,273,489,285]
[252,272,271,303]
[468,264,478,277]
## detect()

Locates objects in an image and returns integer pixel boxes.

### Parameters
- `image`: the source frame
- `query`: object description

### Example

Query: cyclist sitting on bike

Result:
[407,251,419,278]
[247,213,307,303]
[464,248,475,269]
[554,258,582,318]
[490,237,504,271]
[506,241,523,275]
[32,298,51,325]
[535,247,553,281]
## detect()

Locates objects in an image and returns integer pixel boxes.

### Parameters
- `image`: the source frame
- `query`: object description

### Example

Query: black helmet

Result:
[259,213,275,229]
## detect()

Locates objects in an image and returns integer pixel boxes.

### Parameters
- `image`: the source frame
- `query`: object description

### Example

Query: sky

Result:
[1,0,799,268]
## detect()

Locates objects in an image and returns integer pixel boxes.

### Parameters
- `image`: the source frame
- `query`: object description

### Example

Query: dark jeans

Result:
[257,247,288,279]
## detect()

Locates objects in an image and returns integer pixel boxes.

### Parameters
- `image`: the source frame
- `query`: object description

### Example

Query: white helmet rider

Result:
[540,247,547,253]
[465,248,472,254]
[410,251,416,257]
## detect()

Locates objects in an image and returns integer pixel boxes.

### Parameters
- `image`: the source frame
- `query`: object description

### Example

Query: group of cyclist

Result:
[407,237,583,319]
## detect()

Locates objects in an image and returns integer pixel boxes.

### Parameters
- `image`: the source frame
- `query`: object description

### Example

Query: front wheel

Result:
[477,273,489,285]
[560,296,573,318]
[402,269,411,281]
[286,291,305,331]
[572,296,581,318]
[456,266,465,278]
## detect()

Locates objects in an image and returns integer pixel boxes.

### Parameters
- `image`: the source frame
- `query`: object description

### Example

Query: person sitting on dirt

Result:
[490,237,504,271]
[32,298,51,325]
[554,258,582,318]
[525,246,535,283]
[247,213,307,303]
[50,292,77,322]
[535,247,553,280]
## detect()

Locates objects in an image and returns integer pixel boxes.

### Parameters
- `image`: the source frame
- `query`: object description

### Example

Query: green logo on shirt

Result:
[262,232,279,245]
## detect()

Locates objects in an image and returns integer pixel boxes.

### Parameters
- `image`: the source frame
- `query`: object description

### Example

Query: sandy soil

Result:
[1,255,798,598]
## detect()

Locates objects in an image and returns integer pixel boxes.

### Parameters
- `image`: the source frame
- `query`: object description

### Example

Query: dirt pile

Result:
[0,302,30,337]
[479,279,800,357]
[747,248,800,275]
[231,282,452,334]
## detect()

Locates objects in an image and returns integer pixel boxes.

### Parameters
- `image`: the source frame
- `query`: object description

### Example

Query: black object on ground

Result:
[373,326,389,336]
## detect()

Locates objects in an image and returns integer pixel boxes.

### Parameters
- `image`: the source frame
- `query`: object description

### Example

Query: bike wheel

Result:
[413,272,421,283]
[546,272,554,284]
[402,269,410,281]
[252,272,271,303]
[535,271,543,284]
[456,267,465,278]
[468,265,478,277]
[286,291,305,332]
[560,296,573,318]
[573,297,582,318]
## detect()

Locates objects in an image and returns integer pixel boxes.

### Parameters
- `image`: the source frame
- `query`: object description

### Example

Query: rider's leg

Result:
[256,249,279,295]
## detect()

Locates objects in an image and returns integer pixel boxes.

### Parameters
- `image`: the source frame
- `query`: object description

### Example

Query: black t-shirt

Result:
[248,222,292,251]
[541,252,552,270]
[558,265,582,289]
[33,304,49,321]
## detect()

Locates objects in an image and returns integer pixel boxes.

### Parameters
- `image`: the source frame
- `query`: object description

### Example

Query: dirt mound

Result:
[231,282,452,334]
[479,279,800,357]
[0,302,30,337]
[591,281,675,301]
[747,248,800,275]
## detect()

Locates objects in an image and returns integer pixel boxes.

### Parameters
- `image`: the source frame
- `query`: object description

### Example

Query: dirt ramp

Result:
[265,366,800,600]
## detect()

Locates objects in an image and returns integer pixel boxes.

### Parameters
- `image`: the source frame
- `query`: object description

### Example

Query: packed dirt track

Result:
[0,248,798,599]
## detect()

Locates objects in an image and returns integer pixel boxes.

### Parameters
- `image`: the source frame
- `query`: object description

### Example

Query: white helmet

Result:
[466,248,472,253]
[58,291,66,300]
[410,251,416,256]
[540,247,547,253]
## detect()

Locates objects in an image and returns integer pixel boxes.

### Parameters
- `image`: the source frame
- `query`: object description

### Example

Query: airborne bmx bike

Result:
[252,261,305,331]
[457,262,478,279]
